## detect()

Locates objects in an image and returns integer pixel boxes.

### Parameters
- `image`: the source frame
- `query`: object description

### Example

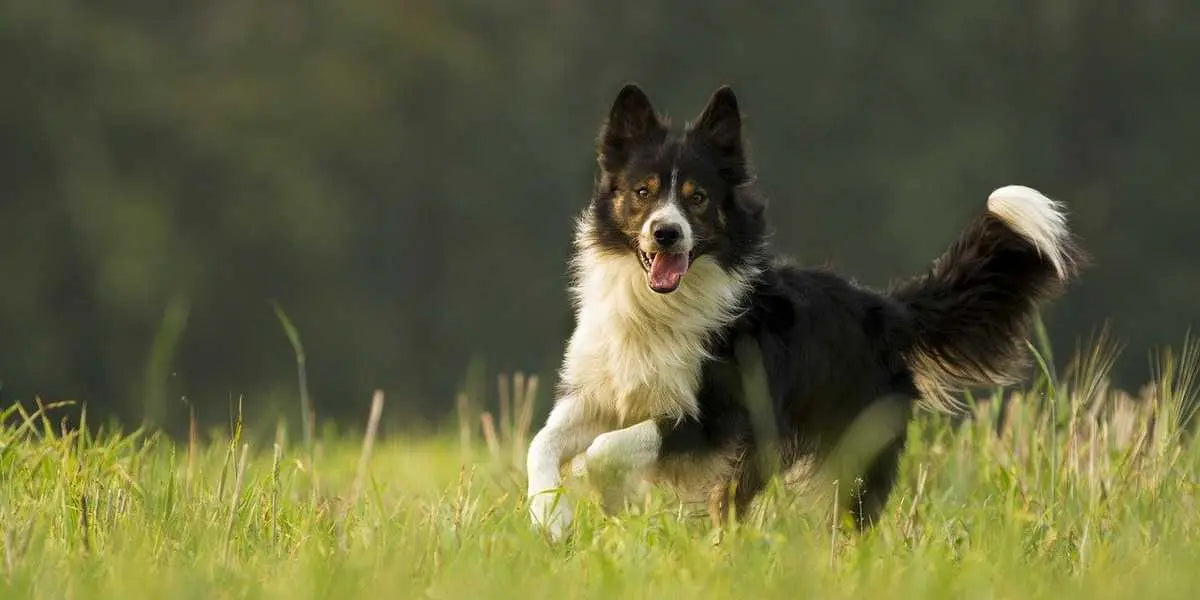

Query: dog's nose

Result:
[652,223,682,247]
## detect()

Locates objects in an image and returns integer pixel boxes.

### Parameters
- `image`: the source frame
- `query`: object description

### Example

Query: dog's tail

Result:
[890,185,1084,411]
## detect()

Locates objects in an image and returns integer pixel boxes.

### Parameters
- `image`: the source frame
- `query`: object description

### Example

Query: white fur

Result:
[640,167,693,252]
[564,228,755,424]
[640,201,694,252]
[583,420,662,511]
[987,185,1073,278]
[526,395,603,540]
[525,215,757,538]
[586,420,662,472]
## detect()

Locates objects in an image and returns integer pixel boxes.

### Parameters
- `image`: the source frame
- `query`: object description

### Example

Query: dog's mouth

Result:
[637,249,692,294]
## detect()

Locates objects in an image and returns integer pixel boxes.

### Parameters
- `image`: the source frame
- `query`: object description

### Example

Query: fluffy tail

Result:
[890,185,1084,410]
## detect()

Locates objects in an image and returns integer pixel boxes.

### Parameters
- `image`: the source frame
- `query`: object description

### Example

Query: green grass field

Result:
[1,335,1198,599]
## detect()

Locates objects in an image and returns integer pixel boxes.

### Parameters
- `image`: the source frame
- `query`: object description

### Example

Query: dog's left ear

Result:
[692,86,748,182]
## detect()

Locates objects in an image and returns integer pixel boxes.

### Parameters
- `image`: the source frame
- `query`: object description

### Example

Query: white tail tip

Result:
[986,185,1073,279]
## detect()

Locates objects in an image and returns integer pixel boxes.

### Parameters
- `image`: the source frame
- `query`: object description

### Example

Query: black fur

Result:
[891,212,1081,391]
[656,265,924,527]
[586,85,1083,529]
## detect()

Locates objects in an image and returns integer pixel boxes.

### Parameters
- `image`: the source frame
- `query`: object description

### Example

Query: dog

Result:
[526,84,1082,540]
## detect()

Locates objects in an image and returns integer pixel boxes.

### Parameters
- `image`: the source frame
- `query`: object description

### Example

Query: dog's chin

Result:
[637,249,693,294]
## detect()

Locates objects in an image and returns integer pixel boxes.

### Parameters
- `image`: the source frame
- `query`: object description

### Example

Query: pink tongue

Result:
[649,252,689,292]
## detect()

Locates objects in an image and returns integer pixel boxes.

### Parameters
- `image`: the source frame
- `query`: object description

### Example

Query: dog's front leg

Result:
[526,397,602,541]
[583,420,662,512]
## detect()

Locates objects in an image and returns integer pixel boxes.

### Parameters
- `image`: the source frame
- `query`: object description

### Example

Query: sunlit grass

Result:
[1,336,1198,599]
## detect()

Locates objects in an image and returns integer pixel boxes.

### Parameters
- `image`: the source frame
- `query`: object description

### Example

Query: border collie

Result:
[526,84,1082,540]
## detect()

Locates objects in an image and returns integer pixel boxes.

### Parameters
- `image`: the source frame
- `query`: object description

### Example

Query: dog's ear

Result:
[598,84,664,172]
[692,86,748,182]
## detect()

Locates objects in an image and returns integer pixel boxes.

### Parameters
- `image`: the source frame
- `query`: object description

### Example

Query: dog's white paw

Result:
[528,490,572,541]
[585,427,658,480]
[584,432,641,511]
[584,431,628,474]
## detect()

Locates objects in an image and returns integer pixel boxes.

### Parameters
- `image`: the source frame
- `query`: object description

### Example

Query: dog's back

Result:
[691,184,1082,527]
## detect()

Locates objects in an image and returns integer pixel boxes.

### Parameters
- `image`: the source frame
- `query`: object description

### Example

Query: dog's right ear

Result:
[597,84,664,172]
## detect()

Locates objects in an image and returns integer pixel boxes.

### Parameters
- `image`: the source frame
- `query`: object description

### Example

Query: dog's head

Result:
[584,84,766,294]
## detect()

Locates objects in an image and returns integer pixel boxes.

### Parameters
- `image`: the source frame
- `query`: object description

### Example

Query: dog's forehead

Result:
[674,140,724,184]
[626,137,723,186]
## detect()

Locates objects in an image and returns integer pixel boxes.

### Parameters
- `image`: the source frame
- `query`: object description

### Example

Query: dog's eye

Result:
[635,187,651,200]
[689,191,707,206]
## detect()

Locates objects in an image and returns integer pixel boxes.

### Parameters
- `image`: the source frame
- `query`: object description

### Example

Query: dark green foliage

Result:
[0,1,1196,430]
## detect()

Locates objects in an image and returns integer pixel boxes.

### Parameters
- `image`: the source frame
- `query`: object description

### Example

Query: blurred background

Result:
[1,1,1197,435]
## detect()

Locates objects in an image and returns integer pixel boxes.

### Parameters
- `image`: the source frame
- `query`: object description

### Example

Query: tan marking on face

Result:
[640,174,661,197]
[680,180,696,199]
[621,173,660,197]
[681,180,708,212]
[612,173,663,239]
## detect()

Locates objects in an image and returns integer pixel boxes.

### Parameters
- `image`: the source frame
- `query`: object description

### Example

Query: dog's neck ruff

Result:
[561,219,757,424]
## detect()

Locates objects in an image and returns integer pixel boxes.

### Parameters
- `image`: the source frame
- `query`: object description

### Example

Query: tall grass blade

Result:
[273,302,314,454]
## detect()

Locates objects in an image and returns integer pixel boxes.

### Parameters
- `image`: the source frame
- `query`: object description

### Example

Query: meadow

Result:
[1,332,1197,599]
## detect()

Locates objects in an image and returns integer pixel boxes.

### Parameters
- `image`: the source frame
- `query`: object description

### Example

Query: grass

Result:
[1,336,1199,599]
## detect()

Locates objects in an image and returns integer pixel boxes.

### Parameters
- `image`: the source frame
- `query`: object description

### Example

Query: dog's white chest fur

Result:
[561,245,753,425]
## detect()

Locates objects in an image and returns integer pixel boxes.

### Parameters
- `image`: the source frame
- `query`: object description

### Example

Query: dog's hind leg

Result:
[847,433,907,530]
[706,449,767,528]
[802,396,911,530]
[820,396,911,530]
